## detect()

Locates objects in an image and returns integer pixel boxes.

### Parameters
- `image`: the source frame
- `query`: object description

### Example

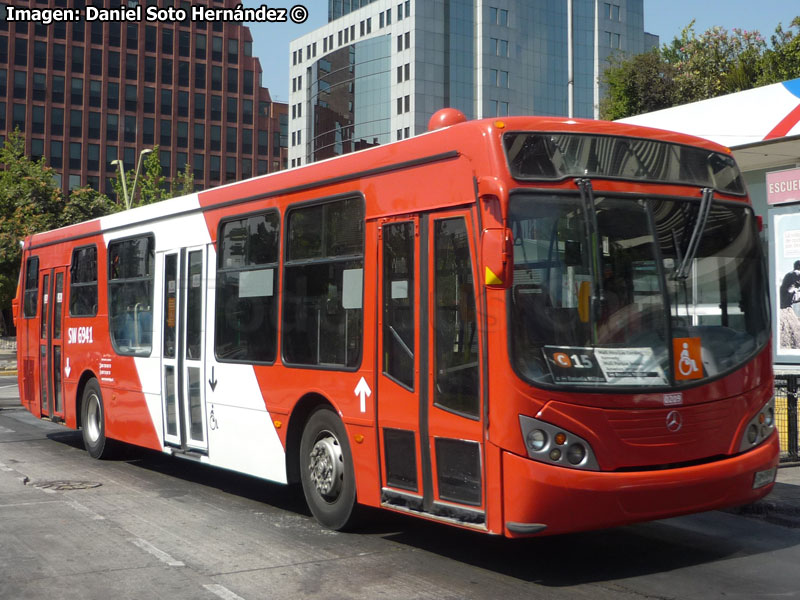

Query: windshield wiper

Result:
[674,187,713,280]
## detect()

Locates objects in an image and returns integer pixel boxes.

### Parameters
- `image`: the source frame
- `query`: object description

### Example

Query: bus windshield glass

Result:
[509,192,769,388]
[503,132,746,195]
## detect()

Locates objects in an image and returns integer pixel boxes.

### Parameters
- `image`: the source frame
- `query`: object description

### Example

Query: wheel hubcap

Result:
[85,393,101,443]
[308,432,343,501]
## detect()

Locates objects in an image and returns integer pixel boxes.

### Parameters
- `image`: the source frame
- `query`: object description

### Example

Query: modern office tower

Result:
[289,0,656,166]
[0,0,288,198]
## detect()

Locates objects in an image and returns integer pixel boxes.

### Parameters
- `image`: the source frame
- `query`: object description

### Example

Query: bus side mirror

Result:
[482,228,513,289]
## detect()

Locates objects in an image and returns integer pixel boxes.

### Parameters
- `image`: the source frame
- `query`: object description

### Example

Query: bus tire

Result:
[81,379,111,459]
[299,407,359,530]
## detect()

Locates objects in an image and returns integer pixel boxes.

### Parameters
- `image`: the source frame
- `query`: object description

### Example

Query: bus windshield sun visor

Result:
[503,132,746,195]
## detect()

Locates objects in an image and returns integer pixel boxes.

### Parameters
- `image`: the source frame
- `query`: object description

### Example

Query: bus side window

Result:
[215,210,280,363]
[69,245,98,317]
[23,256,40,318]
[108,235,155,356]
[282,197,364,369]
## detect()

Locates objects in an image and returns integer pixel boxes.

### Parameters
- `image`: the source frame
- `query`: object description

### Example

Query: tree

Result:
[758,17,800,85]
[171,161,195,197]
[61,186,121,227]
[665,22,766,104]
[0,130,63,310]
[600,48,677,120]
[600,18,799,120]
[136,146,168,206]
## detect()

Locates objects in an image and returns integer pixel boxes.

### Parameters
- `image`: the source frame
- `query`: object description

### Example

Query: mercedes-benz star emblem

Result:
[666,410,683,432]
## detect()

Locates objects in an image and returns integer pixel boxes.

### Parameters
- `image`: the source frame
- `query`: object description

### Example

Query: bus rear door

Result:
[159,247,210,453]
[377,210,485,525]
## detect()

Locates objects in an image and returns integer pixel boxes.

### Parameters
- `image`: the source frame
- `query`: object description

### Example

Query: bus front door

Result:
[160,248,209,453]
[37,267,66,421]
[377,210,485,525]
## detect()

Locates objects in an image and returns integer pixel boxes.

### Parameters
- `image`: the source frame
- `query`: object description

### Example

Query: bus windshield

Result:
[509,191,769,388]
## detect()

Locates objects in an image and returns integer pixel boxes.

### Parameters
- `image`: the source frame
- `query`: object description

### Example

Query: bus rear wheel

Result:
[81,379,111,459]
[299,407,359,530]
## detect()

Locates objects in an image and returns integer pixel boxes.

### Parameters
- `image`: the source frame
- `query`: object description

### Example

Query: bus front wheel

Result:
[299,407,359,530]
[81,379,111,459]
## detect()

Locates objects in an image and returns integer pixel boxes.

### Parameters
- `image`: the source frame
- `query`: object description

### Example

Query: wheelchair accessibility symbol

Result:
[673,337,703,381]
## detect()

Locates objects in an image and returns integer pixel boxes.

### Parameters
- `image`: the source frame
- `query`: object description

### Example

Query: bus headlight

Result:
[738,396,776,452]
[526,429,547,452]
[519,415,599,471]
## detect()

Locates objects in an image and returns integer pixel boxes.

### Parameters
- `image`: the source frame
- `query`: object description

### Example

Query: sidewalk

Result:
[0,341,16,375]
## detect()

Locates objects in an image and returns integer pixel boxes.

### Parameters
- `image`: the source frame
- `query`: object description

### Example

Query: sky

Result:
[243,0,798,103]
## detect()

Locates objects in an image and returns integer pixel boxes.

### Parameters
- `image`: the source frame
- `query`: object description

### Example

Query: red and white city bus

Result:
[14,110,779,536]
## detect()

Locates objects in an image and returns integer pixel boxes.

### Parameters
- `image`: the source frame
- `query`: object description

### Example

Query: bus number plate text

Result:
[68,326,94,345]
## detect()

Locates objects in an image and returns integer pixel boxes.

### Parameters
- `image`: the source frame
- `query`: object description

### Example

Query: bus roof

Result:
[25,115,733,249]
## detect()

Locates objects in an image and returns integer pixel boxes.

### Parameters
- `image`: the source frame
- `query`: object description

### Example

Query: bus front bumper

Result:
[502,433,779,537]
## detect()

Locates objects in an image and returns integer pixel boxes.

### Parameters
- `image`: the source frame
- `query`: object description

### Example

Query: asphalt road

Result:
[2,380,800,600]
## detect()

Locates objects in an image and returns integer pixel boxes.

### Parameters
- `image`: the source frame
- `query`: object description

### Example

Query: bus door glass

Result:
[377,210,485,520]
[50,269,65,418]
[159,247,209,452]
[428,210,484,515]
[377,217,423,502]
[38,271,51,417]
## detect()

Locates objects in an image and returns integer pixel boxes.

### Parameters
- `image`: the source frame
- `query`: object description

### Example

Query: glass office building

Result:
[289,0,657,166]
[0,0,289,197]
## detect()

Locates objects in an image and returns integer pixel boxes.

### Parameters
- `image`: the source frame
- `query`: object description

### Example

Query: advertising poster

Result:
[770,206,800,365]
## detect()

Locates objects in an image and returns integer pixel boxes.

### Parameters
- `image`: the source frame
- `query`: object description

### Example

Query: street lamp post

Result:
[110,148,153,210]
[110,159,129,210]
[129,148,153,207]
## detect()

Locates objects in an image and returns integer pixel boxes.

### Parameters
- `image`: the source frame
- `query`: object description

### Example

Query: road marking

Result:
[0,461,14,471]
[0,426,15,434]
[129,538,185,567]
[0,384,19,389]
[204,584,247,600]
[68,499,105,521]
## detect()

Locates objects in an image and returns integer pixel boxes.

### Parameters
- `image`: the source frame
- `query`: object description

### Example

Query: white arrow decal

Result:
[354,377,371,413]
[64,357,71,378]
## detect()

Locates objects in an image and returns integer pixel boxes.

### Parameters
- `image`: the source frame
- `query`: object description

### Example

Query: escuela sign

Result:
[767,167,800,205]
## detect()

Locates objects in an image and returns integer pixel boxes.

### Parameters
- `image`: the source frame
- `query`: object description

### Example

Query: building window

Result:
[71,46,84,73]
[161,88,172,115]
[125,84,137,111]
[161,119,172,145]
[195,93,205,120]
[162,58,172,84]
[107,114,118,141]
[69,142,82,170]
[87,143,100,171]
[177,121,188,148]
[71,77,83,105]
[194,123,204,150]
[227,126,237,153]
[178,90,189,117]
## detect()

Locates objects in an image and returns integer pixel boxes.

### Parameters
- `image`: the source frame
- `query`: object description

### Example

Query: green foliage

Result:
[172,161,196,197]
[600,48,676,120]
[0,130,63,307]
[601,16,800,120]
[136,146,168,206]
[758,17,800,85]
[61,186,121,227]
